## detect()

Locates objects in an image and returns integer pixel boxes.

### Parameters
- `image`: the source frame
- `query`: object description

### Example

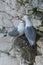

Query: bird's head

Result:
[22,15,28,22]
[22,15,32,27]
[21,15,28,25]
[21,18,25,25]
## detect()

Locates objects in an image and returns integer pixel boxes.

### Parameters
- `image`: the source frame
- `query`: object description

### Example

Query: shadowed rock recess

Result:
[0,0,43,65]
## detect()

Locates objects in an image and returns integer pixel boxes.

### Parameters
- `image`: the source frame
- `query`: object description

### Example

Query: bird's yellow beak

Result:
[21,19,25,24]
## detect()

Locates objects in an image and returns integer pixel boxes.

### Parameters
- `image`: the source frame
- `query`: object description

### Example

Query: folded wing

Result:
[25,26,36,46]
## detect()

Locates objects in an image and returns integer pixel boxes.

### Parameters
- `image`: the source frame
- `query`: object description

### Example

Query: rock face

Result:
[0,35,14,52]
[34,37,43,65]
[34,56,43,65]
[0,0,43,65]
[37,37,43,55]
[0,53,19,65]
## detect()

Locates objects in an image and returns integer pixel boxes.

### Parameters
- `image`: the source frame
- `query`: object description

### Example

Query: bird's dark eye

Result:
[3,27,5,29]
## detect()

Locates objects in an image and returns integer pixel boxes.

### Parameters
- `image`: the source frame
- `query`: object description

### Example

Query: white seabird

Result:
[22,15,36,47]
[8,20,25,37]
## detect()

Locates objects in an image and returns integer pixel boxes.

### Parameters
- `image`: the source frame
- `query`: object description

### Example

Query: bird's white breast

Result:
[26,20,32,27]
[18,22,25,35]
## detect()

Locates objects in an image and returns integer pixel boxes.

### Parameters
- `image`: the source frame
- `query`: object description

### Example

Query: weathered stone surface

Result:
[0,0,43,65]
[0,35,14,52]
[32,0,39,7]
[31,18,41,28]
[37,37,43,55]
[38,0,43,12]
[34,36,43,65]
[32,0,43,12]
[37,37,43,48]
[38,26,43,31]
[34,56,43,65]
[0,53,19,65]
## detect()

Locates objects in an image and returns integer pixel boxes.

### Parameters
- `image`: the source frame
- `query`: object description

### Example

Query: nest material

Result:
[13,34,37,64]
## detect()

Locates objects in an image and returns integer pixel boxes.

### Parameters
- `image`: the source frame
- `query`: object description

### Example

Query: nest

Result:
[13,34,37,64]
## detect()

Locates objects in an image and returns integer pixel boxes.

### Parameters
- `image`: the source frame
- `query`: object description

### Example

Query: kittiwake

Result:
[22,15,36,47]
[8,20,25,37]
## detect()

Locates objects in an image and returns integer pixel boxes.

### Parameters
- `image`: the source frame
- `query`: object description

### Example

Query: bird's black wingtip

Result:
[31,44,37,49]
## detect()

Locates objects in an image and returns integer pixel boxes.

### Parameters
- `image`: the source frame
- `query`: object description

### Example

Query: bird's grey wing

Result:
[8,27,19,37]
[25,26,36,45]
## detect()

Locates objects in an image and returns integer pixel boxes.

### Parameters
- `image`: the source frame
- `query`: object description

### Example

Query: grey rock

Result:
[0,35,14,52]
[37,37,43,55]
[34,56,43,65]
[0,53,19,65]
